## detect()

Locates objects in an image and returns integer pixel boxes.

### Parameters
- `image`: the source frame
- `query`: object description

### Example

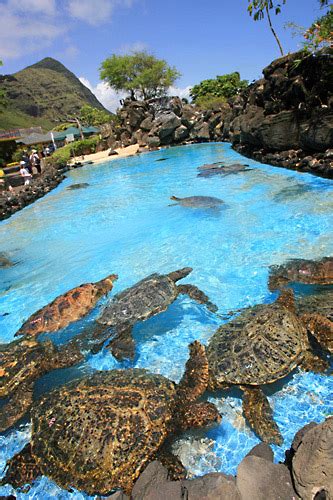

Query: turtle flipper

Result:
[0,443,40,489]
[241,386,283,445]
[299,350,329,373]
[106,323,135,361]
[301,313,333,354]
[177,401,221,431]
[176,341,209,404]
[177,284,218,313]
[0,383,33,433]
[156,447,187,480]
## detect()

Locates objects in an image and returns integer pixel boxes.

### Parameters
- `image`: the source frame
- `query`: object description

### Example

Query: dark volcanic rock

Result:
[183,472,241,500]
[236,456,295,500]
[245,443,274,462]
[291,417,333,500]
[132,461,182,500]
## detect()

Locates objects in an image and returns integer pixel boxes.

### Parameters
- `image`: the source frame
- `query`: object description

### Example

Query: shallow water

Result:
[0,143,332,498]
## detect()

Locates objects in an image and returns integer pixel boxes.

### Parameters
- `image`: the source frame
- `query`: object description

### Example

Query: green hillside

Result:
[0,57,110,131]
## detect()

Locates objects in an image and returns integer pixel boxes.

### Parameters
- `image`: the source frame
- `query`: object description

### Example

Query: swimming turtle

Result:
[66,183,90,190]
[0,336,86,433]
[93,267,218,360]
[197,163,252,178]
[14,273,117,338]
[206,290,331,445]
[1,341,221,496]
[268,257,333,291]
[169,196,225,209]
[0,252,15,268]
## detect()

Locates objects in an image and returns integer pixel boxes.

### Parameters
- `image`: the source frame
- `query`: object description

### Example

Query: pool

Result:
[1,143,332,498]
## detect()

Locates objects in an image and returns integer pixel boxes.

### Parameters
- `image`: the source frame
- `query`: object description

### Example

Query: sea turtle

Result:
[66,183,90,190]
[1,341,221,496]
[197,164,253,178]
[268,257,333,291]
[0,252,15,268]
[206,290,331,445]
[14,273,117,338]
[0,336,87,433]
[169,196,225,209]
[92,267,218,360]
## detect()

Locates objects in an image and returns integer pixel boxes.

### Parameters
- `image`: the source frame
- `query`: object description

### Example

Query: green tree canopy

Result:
[79,105,112,126]
[100,51,180,100]
[190,72,248,104]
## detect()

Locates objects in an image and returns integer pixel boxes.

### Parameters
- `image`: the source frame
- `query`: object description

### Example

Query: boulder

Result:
[174,125,190,142]
[183,472,241,500]
[292,417,333,500]
[190,122,210,141]
[140,116,154,131]
[236,456,295,500]
[154,111,182,140]
[146,136,160,148]
[132,461,182,500]
[245,443,274,462]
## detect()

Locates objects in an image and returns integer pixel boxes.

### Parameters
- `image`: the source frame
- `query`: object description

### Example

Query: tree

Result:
[248,0,286,56]
[190,72,248,104]
[100,51,180,100]
[303,7,333,50]
[79,105,112,126]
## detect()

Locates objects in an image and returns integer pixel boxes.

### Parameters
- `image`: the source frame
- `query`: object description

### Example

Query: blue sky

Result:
[0,0,328,111]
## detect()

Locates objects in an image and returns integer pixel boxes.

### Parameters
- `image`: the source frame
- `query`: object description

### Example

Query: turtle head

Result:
[170,196,180,201]
[167,267,193,282]
[96,274,118,295]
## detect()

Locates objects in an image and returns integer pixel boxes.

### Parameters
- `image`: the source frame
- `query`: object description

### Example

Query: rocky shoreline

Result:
[0,166,65,221]
[105,417,332,500]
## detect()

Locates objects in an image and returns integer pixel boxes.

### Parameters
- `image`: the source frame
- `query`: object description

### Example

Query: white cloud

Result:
[168,85,192,101]
[117,41,148,54]
[67,0,136,26]
[0,4,65,58]
[8,0,56,14]
[62,45,79,59]
[80,77,193,112]
[80,77,126,112]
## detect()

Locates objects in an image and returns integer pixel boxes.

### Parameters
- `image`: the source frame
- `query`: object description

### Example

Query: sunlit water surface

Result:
[0,143,332,498]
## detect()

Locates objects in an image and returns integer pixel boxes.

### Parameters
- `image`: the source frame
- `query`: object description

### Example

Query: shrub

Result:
[195,96,229,111]
[50,135,100,167]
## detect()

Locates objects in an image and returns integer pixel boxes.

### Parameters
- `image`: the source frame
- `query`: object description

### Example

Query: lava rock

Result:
[245,443,274,462]
[183,472,241,500]
[132,461,182,500]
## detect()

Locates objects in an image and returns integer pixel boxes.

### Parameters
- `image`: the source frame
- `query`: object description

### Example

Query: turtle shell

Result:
[207,300,308,388]
[30,369,177,495]
[16,283,105,338]
[296,290,333,322]
[0,338,54,397]
[98,273,177,326]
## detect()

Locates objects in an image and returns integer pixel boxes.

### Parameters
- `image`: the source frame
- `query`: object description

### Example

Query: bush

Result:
[50,135,100,167]
[195,96,229,111]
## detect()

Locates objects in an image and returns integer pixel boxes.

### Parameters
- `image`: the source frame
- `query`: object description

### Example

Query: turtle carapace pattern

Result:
[1,341,221,496]
[268,257,333,291]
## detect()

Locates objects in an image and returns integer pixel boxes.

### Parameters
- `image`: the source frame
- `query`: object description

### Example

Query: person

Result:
[20,161,32,185]
[29,149,42,174]
[21,151,32,174]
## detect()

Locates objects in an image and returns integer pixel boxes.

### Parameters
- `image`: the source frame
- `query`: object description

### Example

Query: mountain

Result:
[0,57,110,130]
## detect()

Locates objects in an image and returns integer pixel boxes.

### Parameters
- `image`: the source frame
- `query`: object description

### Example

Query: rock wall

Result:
[228,49,333,178]
[100,96,229,150]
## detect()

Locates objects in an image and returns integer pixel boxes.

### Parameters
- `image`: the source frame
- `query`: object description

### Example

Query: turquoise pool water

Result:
[0,142,332,498]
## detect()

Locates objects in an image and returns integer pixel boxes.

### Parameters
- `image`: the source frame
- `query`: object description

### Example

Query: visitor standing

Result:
[29,149,42,174]
[20,161,32,185]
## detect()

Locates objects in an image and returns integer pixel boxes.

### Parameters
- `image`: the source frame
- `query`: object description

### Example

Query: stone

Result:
[102,491,129,500]
[292,417,333,500]
[183,472,241,500]
[146,136,161,148]
[132,461,182,500]
[245,443,274,462]
[108,149,118,156]
[174,125,189,142]
[154,112,182,140]
[190,122,210,141]
[140,116,154,131]
[236,456,295,500]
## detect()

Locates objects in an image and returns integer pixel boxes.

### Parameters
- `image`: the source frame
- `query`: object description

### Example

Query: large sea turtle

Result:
[206,290,331,445]
[14,273,118,338]
[92,267,218,360]
[169,196,225,208]
[1,341,221,496]
[197,163,253,178]
[0,336,86,433]
[268,257,333,291]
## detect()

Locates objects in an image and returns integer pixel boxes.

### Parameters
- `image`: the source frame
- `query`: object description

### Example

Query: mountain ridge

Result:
[0,57,110,131]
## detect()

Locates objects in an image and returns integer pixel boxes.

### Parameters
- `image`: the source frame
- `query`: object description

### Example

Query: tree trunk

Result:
[266,5,284,56]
